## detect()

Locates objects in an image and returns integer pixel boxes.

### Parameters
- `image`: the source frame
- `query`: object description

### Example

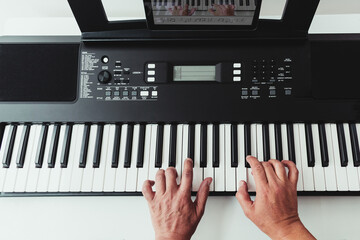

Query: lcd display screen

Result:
[173,65,216,81]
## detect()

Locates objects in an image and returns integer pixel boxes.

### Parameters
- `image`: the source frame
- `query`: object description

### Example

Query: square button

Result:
[123,91,129,96]
[147,77,155,82]
[140,91,149,97]
[147,70,155,76]
[152,91,158,97]
[252,90,259,96]
[233,70,241,75]
[148,64,156,69]
[242,90,248,96]
[233,76,241,82]
[233,63,242,68]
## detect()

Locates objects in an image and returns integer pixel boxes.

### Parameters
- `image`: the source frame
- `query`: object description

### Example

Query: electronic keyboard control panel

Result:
[79,40,308,102]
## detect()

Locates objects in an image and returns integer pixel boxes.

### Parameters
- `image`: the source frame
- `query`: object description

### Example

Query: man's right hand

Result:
[236,156,316,240]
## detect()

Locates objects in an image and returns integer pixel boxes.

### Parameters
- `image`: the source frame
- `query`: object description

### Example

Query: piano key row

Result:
[151,0,256,11]
[0,123,360,193]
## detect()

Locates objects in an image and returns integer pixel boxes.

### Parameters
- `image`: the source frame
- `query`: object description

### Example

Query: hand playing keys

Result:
[169,4,197,16]
[142,158,212,240]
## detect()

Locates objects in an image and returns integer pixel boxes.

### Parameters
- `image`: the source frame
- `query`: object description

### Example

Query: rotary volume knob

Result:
[98,70,112,84]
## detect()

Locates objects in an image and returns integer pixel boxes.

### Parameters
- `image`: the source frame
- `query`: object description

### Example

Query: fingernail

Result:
[240,180,246,186]
[207,178,213,186]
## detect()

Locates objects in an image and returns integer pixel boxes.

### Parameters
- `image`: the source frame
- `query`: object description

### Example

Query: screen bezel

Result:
[143,0,262,31]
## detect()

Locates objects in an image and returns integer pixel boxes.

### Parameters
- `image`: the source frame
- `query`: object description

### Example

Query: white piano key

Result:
[311,124,326,191]
[36,125,55,192]
[281,124,289,160]
[298,124,314,191]
[0,125,11,192]
[269,124,277,160]
[192,124,202,191]
[330,124,349,191]
[48,125,66,192]
[26,125,44,192]
[81,125,97,192]
[246,124,257,192]
[322,124,338,191]
[256,124,264,162]
[162,125,171,169]
[93,124,110,192]
[125,124,140,192]
[148,124,158,183]
[14,125,37,192]
[204,124,214,191]
[3,125,24,192]
[182,124,189,160]
[343,123,360,191]
[175,124,183,184]
[237,124,246,189]
[114,124,128,192]
[136,125,152,191]
[293,124,304,191]
[69,124,86,192]
[215,124,225,191]
[104,125,118,192]
[225,124,236,192]
[59,125,79,192]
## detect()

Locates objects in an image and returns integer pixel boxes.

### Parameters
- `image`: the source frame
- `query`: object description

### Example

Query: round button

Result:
[98,70,112,84]
[101,56,109,64]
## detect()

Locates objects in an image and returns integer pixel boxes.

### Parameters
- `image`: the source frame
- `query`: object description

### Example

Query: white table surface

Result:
[1,1,360,239]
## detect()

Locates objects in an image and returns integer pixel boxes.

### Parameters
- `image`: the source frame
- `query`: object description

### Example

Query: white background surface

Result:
[0,1,360,240]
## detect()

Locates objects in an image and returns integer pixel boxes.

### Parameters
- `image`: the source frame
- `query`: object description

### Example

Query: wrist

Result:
[271,220,315,240]
[156,232,191,240]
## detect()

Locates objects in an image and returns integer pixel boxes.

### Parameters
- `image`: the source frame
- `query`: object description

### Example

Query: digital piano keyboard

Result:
[0,0,360,197]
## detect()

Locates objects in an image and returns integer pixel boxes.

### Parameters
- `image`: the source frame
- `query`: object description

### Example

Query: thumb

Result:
[194,178,212,217]
[236,181,253,213]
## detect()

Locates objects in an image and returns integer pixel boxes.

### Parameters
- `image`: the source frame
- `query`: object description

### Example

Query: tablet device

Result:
[143,0,262,30]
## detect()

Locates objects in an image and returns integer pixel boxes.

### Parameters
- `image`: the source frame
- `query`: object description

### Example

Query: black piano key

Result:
[318,124,329,167]
[349,124,360,167]
[240,0,244,6]
[191,0,195,6]
[263,124,270,161]
[213,124,220,168]
[0,124,5,148]
[246,0,250,6]
[17,125,31,168]
[275,124,283,160]
[155,125,164,168]
[305,124,315,167]
[3,125,17,168]
[60,124,73,168]
[205,0,209,6]
[35,125,49,168]
[48,124,60,168]
[336,123,348,167]
[136,125,146,168]
[200,125,207,168]
[124,124,133,168]
[112,124,122,168]
[244,124,251,168]
[169,124,177,167]
[220,0,223,5]
[231,124,238,167]
[287,124,296,164]
[93,124,104,168]
[188,124,195,160]
[231,0,235,5]
[197,0,200,6]
[79,124,90,168]
[186,0,190,5]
